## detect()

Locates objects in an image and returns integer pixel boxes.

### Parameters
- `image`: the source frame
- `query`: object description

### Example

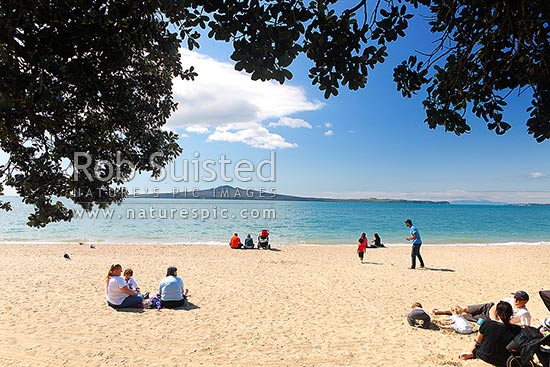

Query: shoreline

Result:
[1,240,550,247]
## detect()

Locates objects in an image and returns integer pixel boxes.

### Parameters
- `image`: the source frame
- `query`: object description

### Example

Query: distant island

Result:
[512,203,550,206]
[450,200,509,205]
[450,200,550,206]
[138,185,450,204]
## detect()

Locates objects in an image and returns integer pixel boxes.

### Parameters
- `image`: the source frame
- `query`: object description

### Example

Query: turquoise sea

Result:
[1,197,550,246]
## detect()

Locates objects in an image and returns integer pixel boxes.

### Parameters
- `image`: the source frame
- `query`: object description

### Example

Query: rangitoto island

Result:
[137,185,450,204]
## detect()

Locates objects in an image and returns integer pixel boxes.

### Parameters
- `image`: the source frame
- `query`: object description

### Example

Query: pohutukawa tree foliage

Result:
[1,0,548,226]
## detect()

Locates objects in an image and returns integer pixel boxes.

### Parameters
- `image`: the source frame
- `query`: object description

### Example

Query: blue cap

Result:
[512,290,529,301]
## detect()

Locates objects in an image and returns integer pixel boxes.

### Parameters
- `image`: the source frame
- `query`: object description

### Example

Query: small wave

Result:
[1,240,549,247]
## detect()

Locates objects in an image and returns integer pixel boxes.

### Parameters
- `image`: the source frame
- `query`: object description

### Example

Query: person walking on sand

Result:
[357,233,367,263]
[405,219,424,269]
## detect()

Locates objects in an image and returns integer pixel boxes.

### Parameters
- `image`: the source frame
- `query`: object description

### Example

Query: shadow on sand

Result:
[175,301,200,311]
[362,261,383,265]
[113,307,145,313]
[258,247,281,252]
[423,267,455,272]
[113,301,200,312]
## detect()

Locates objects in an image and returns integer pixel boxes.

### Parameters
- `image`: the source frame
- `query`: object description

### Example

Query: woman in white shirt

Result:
[105,264,143,309]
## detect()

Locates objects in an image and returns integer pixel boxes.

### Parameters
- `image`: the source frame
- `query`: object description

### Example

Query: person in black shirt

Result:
[370,233,386,248]
[458,301,521,366]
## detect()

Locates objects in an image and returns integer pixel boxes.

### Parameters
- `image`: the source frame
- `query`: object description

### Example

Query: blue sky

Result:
[3,11,550,204]
[123,13,550,204]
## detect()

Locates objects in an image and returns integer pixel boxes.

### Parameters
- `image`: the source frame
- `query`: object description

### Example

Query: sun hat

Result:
[512,290,529,301]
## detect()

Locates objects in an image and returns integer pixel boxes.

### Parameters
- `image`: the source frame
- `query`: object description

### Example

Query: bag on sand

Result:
[148,295,162,310]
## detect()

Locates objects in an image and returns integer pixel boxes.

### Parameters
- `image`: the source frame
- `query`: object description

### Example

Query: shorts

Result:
[358,252,364,259]
[465,302,494,322]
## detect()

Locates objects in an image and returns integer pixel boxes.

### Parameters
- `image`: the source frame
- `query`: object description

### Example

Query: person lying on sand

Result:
[433,290,531,327]
[435,305,473,334]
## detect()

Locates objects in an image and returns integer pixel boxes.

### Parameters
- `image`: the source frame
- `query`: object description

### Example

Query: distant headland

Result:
[138,185,450,204]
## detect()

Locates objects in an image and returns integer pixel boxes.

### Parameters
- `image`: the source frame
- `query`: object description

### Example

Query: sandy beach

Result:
[0,243,548,367]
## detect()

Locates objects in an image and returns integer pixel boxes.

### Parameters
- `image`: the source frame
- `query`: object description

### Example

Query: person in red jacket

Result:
[229,233,242,249]
[357,233,367,263]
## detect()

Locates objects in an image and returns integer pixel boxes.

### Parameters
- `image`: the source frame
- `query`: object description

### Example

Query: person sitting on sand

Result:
[123,268,141,293]
[437,305,473,334]
[433,290,531,327]
[407,302,432,329]
[370,233,386,248]
[105,264,144,309]
[458,301,521,365]
[158,266,189,309]
[244,234,254,249]
[229,233,242,249]
[123,268,149,299]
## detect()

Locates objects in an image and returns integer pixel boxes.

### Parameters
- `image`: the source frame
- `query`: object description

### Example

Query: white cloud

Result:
[185,125,210,134]
[167,49,323,149]
[324,122,332,128]
[208,125,297,149]
[529,172,545,178]
[268,117,312,129]
[180,133,189,139]
[324,130,334,136]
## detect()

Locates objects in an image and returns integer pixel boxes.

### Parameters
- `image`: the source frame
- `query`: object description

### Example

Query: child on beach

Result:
[407,302,432,329]
[124,268,150,299]
[437,305,473,334]
[357,233,367,263]
[123,269,141,293]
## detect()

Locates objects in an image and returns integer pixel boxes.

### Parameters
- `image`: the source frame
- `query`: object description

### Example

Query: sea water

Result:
[1,197,549,246]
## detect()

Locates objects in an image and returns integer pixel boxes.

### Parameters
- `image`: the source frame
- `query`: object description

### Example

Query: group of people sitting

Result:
[229,230,270,249]
[357,232,386,263]
[358,232,386,248]
[105,264,189,310]
[408,290,550,366]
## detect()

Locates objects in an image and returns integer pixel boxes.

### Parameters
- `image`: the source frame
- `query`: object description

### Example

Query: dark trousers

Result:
[411,244,424,268]
[107,295,143,309]
[464,302,494,322]
[161,297,187,309]
[537,349,550,367]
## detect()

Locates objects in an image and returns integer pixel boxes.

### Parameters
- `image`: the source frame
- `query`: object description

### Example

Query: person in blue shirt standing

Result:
[405,219,425,269]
